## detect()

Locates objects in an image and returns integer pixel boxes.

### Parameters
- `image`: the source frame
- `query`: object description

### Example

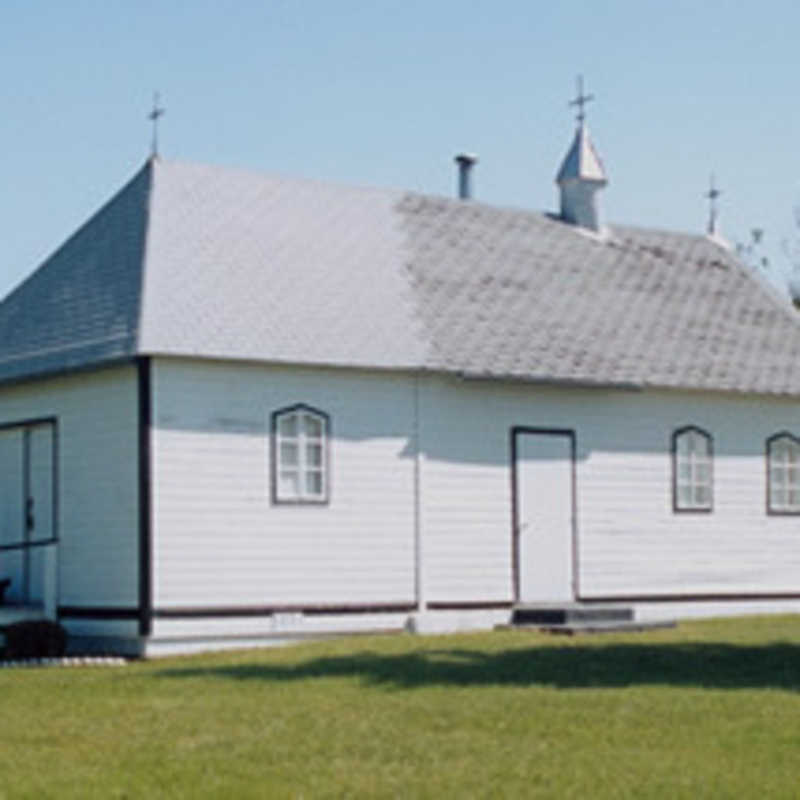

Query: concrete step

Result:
[511,603,634,627]
[505,619,677,635]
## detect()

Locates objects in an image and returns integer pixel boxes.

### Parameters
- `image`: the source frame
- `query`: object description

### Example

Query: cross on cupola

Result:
[569,75,594,125]
[148,92,166,158]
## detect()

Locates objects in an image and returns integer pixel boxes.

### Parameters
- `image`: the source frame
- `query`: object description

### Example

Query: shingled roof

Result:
[2,157,800,396]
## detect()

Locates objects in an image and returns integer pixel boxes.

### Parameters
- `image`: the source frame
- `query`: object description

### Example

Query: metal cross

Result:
[705,174,721,235]
[148,92,165,157]
[569,75,594,125]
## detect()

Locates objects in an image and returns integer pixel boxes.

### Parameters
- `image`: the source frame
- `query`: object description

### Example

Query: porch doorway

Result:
[0,420,56,606]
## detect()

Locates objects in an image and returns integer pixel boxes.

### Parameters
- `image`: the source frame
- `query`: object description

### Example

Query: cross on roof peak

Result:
[568,75,594,125]
[147,91,166,158]
[705,174,722,235]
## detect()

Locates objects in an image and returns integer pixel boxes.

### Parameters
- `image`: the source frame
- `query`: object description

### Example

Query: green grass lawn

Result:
[2,616,800,799]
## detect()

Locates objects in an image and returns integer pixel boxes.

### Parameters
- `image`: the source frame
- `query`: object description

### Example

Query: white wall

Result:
[419,375,800,602]
[1,356,792,653]
[151,358,417,609]
[0,366,139,608]
[151,358,800,638]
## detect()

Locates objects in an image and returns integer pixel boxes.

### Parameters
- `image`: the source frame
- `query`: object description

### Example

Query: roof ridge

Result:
[150,156,408,201]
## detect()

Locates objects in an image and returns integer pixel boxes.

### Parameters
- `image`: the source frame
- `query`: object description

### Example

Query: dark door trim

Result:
[137,357,153,637]
[510,427,578,603]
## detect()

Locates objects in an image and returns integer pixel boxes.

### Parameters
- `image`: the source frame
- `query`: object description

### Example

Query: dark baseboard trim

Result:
[580,592,800,604]
[426,601,514,611]
[58,606,141,620]
[153,602,416,619]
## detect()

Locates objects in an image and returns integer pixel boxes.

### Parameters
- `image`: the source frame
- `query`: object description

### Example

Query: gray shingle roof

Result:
[138,161,425,369]
[3,157,800,396]
[0,164,149,382]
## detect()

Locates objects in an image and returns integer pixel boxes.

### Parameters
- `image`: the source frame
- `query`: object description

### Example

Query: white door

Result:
[514,430,575,602]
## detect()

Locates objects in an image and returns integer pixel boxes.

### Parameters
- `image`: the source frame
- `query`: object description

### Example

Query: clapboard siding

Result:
[577,392,800,596]
[151,358,416,608]
[419,378,515,604]
[151,362,800,620]
[420,375,800,602]
[0,365,139,607]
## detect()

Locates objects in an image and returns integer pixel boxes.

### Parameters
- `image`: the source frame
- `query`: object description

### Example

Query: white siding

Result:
[418,378,513,603]
[420,376,800,602]
[150,359,800,640]
[0,366,139,608]
[151,359,416,608]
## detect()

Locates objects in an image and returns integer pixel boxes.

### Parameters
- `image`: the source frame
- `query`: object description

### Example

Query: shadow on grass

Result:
[157,641,800,691]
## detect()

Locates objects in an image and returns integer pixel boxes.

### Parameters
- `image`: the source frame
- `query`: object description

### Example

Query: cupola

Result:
[555,77,608,233]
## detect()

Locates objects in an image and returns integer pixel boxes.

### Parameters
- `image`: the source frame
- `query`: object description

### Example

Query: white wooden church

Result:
[2,105,800,655]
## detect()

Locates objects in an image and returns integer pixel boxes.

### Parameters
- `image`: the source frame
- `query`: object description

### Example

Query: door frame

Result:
[510,426,579,603]
[0,416,58,604]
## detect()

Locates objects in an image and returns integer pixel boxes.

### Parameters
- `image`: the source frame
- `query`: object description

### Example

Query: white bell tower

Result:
[555,77,608,233]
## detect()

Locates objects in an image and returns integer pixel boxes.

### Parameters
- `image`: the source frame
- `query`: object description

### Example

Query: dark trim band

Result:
[581,592,800,604]
[426,601,513,611]
[153,602,416,619]
[58,606,141,620]
[137,357,153,637]
[0,537,57,553]
[0,415,57,433]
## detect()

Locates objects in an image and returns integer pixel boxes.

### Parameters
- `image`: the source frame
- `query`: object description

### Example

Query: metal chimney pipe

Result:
[454,153,478,200]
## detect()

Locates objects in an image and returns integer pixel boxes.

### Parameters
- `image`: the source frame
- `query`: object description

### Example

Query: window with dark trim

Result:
[672,426,713,512]
[767,433,800,515]
[271,404,329,504]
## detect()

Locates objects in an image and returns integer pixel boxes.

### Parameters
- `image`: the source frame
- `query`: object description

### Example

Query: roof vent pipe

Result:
[454,153,478,200]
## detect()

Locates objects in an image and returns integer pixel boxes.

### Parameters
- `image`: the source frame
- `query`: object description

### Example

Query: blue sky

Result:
[2,1,798,298]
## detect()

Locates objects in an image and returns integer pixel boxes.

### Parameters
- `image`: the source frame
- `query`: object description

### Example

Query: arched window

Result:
[672,426,713,512]
[271,404,329,504]
[767,433,800,514]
